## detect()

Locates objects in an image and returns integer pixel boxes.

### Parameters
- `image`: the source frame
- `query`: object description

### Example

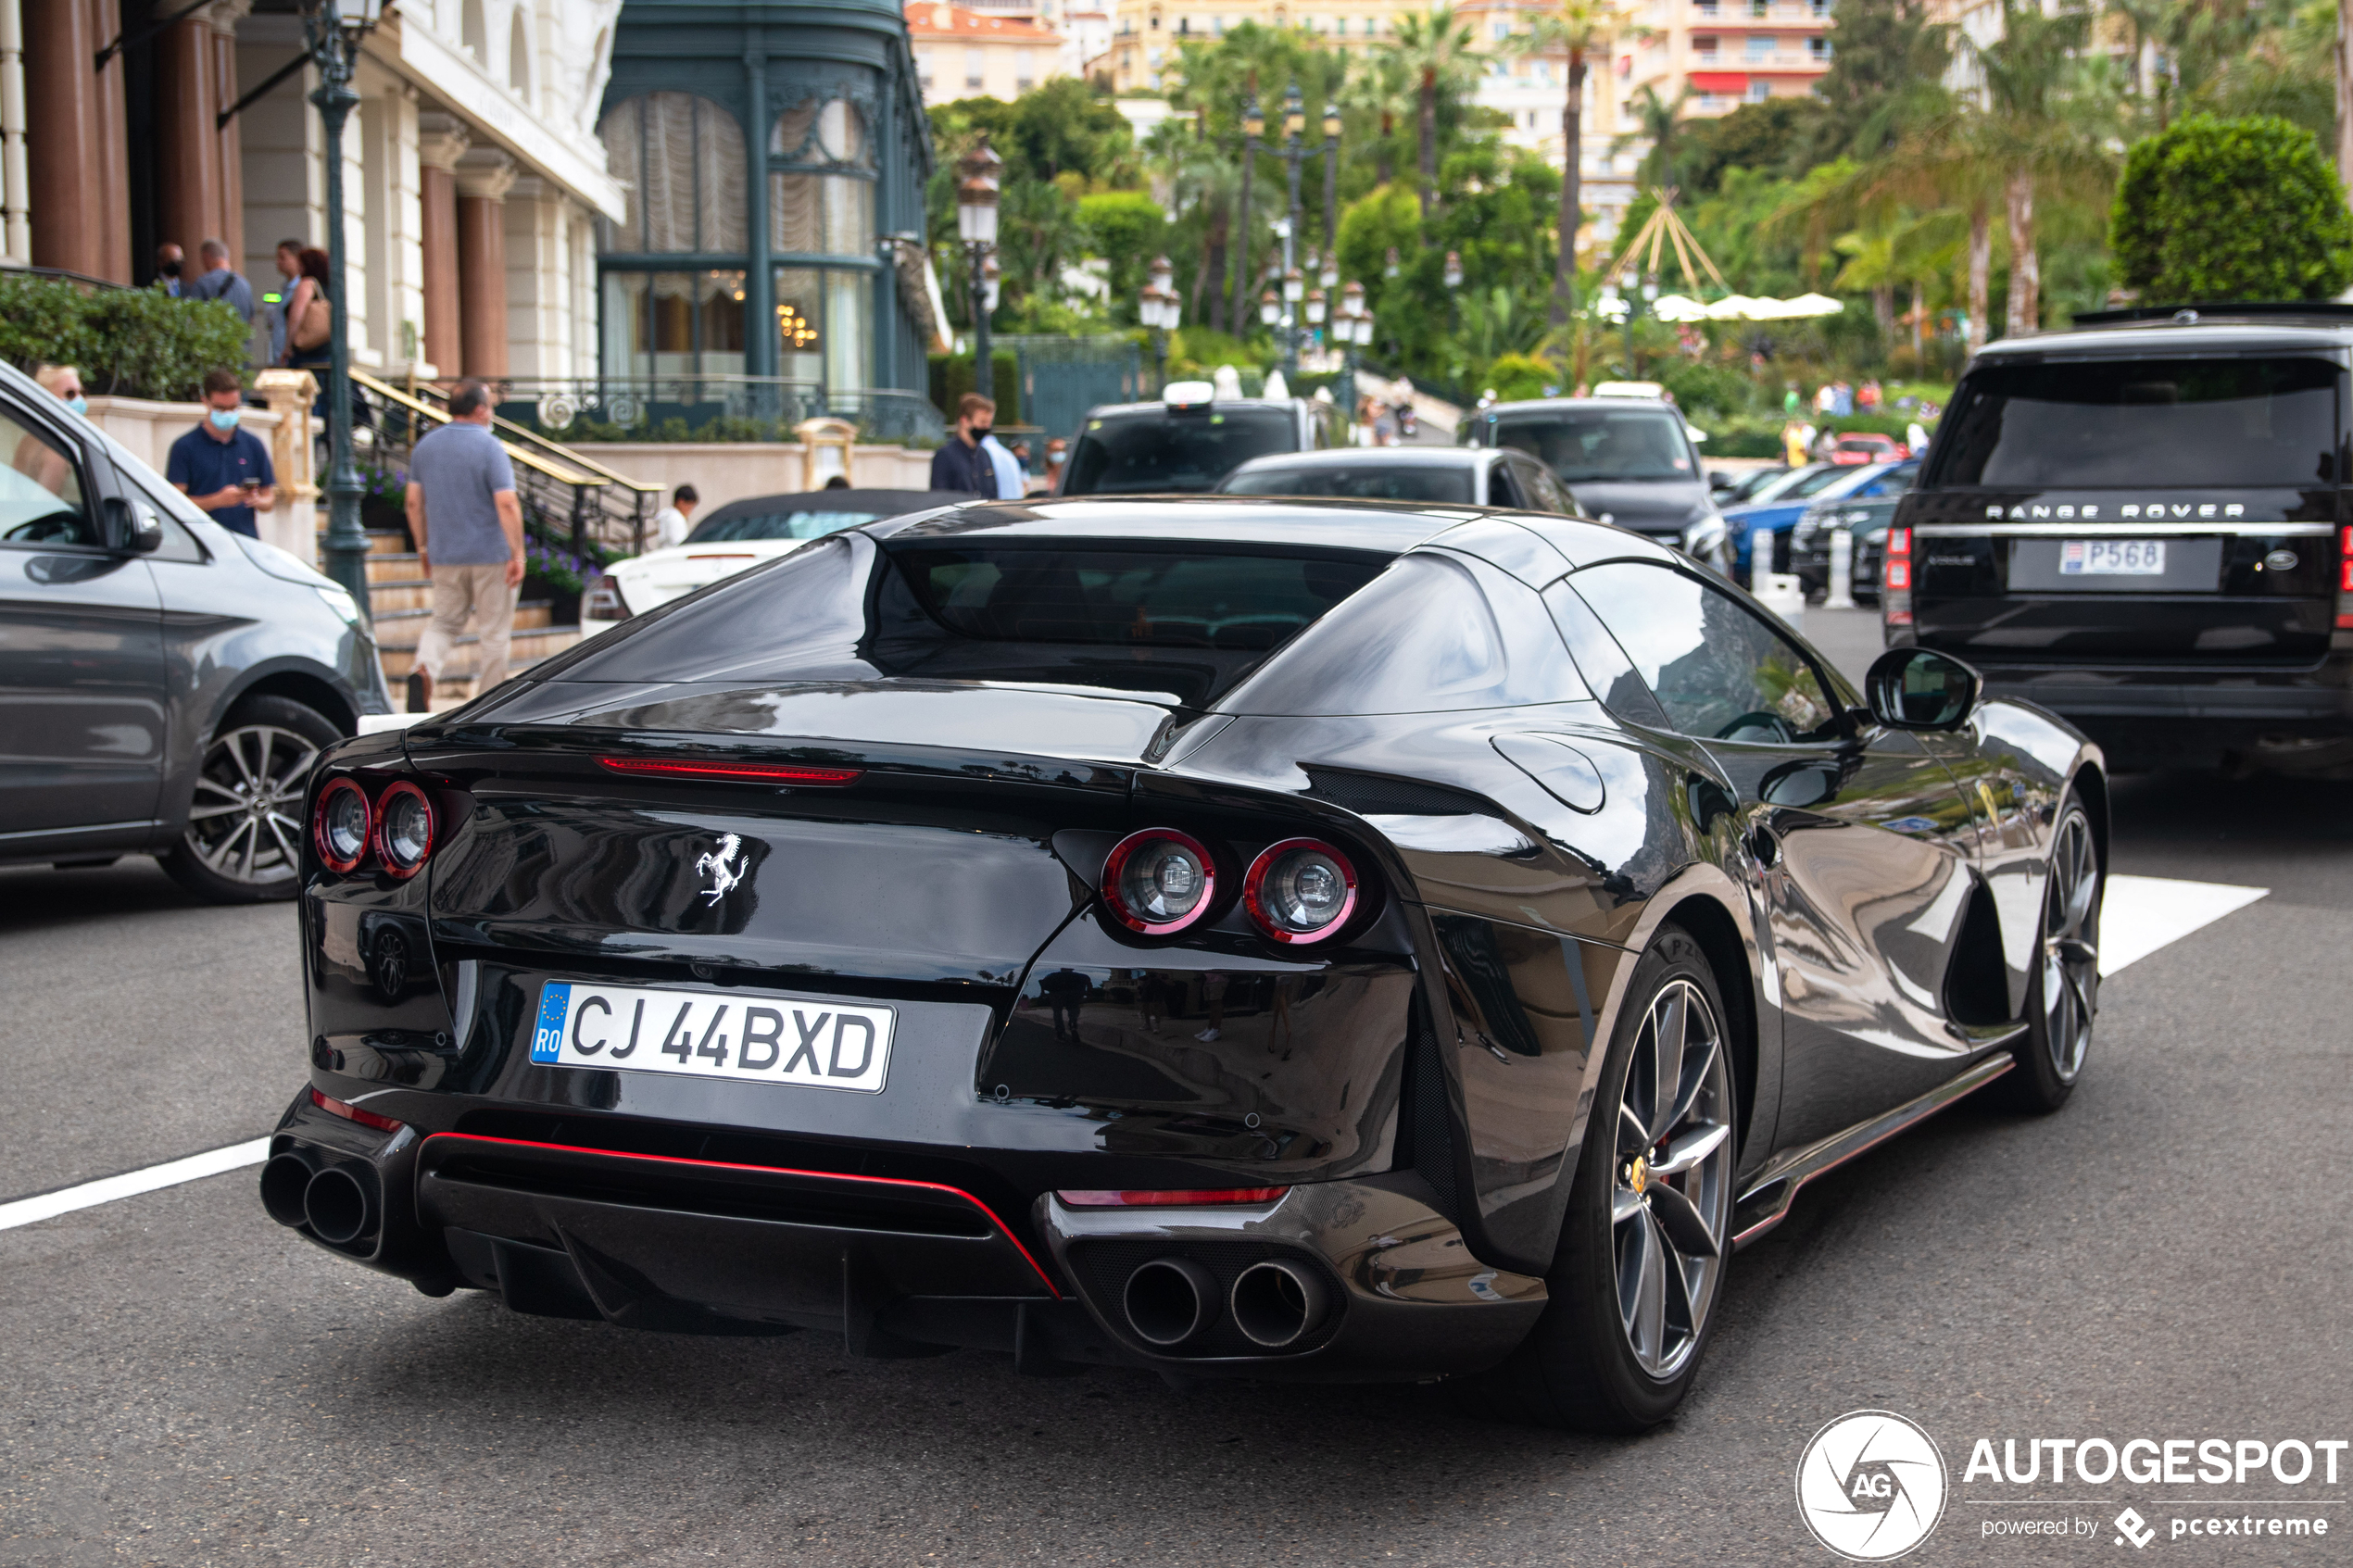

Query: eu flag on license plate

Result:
[530,983,572,1063]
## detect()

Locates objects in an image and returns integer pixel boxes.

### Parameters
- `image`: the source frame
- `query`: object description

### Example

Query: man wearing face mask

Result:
[928,392,997,495]
[166,368,276,539]
[156,244,185,297]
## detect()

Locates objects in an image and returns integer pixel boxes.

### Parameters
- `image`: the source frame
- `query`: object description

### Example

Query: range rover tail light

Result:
[1101,829,1216,935]
[1883,525,1914,627]
[374,781,436,879]
[1244,838,1360,944]
[2337,527,2353,630]
[312,778,371,873]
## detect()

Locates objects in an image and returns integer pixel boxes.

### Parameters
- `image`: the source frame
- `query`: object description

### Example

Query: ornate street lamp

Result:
[300,0,387,624]
[1231,95,1265,333]
[1139,255,1181,393]
[1259,289,1280,328]
[1254,79,1341,379]
[1383,246,1402,281]
[1320,103,1342,257]
[1442,250,1465,291]
[957,136,1003,397]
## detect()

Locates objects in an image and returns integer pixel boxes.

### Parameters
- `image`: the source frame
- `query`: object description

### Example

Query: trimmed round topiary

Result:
[2110,113,2353,305]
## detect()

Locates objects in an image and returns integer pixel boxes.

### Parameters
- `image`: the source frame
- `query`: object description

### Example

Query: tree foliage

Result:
[0,278,251,401]
[2110,112,2353,302]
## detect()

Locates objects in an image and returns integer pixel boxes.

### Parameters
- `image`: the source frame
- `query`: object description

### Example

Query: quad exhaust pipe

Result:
[1119,1255,1331,1352]
[259,1152,381,1247]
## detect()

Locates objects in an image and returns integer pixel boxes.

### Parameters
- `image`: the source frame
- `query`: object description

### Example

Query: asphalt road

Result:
[3,608,2346,1567]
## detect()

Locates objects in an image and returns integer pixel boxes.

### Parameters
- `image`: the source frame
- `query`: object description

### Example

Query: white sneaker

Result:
[1194,1027,1221,1042]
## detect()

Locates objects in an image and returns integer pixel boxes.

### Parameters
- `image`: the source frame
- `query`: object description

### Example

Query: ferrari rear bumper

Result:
[263,1097,1547,1383]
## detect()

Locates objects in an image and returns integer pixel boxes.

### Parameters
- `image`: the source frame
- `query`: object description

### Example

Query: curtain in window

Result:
[596,94,748,254]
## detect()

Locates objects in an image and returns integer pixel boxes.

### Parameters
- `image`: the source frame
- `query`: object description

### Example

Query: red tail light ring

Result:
[599,757,862,785]
[312,777,371,873]
[374,780,435,879]
[1243,838,1360,945]
[1101,828,1218,935]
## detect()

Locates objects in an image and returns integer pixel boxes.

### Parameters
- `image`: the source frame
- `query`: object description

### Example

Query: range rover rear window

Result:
[1927,357,2342,489]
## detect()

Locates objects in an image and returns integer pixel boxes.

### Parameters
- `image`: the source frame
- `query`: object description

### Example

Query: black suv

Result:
[1889,304,2353,772]
[1059,388,1343,495]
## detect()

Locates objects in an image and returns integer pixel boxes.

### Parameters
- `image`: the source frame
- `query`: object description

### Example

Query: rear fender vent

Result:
[1392,995,1467,1226]
[1303,767,1498,819]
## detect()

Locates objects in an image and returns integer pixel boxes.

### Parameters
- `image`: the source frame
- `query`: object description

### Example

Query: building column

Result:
[0,0,30,262]
[208,0,249,265]
[25,0,130,281]
[454,147,515,378]
[416,113,468,380]
[155,6,226,264]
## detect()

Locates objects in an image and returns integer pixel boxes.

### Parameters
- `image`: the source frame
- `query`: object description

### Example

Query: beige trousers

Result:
[412,563,519,690]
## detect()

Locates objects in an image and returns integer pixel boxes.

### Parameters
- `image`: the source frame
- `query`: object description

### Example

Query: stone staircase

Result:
[337,528,586,709]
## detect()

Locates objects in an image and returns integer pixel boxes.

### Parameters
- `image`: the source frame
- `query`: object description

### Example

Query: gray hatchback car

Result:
[0,360,392,901]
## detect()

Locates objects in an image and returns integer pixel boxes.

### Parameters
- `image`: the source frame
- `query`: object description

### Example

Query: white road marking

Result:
[0,878,2268,1234]
[2099,873,2269,976]
[0,1137,271,1233]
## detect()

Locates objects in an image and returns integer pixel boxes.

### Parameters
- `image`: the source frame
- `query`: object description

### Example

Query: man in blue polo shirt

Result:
[166,368,275,538]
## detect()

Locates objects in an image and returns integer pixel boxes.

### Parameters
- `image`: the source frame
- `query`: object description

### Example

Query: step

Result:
[364,552,420,584]
[312,528,412,558]
[372,599,555,633]
[375,623,582,682]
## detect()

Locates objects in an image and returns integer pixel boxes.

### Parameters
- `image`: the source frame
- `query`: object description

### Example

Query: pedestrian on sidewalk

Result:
[652,483,698,550]
[263,240,302,367]
[403,378,523,712]
[185,240,256,325]
[165,369,276,540]
[155,244,184,296]
[927,393,995,495]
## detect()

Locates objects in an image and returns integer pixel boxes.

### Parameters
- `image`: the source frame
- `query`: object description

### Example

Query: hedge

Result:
[0,275,253,401]
[927,349,1021,423]
[2111,114,2353,304]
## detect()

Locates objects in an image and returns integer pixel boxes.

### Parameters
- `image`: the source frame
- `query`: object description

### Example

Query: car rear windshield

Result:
[1063,407,1298,494]
[1491,408,1696,483]
[1219,462,1475,503]
[1929,357,2344,488]
[688,507,886,543]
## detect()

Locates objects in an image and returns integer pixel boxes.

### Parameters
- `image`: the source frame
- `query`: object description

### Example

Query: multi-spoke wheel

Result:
[1488,925,1739,1431]
[159,695,341,905]
[2007,794,2101,1111]
[1610,977,1734,1380]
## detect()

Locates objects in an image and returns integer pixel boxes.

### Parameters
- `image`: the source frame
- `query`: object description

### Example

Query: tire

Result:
[1489,925,1739,1432]
[159,694,344,905]
[2001,794,2101,1113]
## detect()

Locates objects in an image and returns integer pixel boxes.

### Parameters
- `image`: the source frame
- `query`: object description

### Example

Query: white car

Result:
[584,488,953,627]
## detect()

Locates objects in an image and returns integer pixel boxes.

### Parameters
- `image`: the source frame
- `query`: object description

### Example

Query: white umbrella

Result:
[1706,295,1765,320]
[1785,293,1845,317]
[1650,293,1712,322]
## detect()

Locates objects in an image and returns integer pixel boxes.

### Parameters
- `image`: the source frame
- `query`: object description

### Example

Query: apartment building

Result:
[906,2,1069,103]
[1627,0,1832,117]
[1100,0,1401,92]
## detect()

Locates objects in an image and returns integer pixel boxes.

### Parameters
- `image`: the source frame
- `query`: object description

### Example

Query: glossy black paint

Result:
[1897,315,2353,769]
[0,359,390,867]
[274,493,2101,1383]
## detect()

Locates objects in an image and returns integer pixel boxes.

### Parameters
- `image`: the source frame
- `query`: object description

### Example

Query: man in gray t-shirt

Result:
[404,378,523,710]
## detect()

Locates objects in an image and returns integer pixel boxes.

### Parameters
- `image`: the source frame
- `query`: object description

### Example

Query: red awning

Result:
[1688,71,1749,93]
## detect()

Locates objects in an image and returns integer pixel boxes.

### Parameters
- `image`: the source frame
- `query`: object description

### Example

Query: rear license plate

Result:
[2060,539,2165,575]
[529,981,893,1093]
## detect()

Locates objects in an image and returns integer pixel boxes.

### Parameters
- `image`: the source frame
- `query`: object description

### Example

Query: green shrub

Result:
[926,350,1021,421]
[2111,114,2353,303]
[1483,353,1555,402]
[0,276,251,400]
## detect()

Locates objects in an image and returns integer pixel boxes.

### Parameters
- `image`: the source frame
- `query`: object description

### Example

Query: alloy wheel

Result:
[182,723,320,887]
[2039,808,2100,1084]
[1611,977,1735,1381]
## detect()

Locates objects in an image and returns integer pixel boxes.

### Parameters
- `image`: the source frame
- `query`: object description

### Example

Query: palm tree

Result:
[1507,0,1632,326]
[1171,139,1244,333]
[1616,83,1692,193]
[1385,6,1480,217]
[1969,0,2119,335]
[1340,50,1416,185]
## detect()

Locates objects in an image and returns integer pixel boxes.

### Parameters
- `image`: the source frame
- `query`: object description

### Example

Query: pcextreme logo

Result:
[1796,1411,1950,1562]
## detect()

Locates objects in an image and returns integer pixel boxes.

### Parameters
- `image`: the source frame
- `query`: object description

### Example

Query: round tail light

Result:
[374,781,435,878]
[313,777,371,872]
[1101,829,1216,935]
[1244,838,1358,944]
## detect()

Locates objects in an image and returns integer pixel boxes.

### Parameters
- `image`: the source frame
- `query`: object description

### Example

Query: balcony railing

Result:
[477,377,947,448]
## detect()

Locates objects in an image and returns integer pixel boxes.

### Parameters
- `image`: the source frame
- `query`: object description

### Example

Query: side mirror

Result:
[101,496,164,555]
[1865,646,1981,731]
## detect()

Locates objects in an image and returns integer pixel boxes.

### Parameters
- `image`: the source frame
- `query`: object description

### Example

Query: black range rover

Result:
[1887,305,2353,772]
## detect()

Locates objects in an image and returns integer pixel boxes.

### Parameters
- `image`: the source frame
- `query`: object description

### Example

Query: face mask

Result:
[971,425,992,440]
[208,408,241,432]
[64,395,86,416]
[160,262,181,278]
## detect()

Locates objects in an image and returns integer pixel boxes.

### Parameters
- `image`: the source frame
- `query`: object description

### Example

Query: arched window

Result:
[507,10,531,96]
[770,96,879,392]
[598,93,748,254]
[461,0,486,60]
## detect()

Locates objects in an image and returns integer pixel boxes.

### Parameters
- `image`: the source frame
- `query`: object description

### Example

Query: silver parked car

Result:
[0,361,392,901]
[1216,445,1586,514]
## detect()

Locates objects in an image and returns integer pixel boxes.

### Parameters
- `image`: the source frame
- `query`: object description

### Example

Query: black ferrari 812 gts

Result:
[267,497,2104,1430]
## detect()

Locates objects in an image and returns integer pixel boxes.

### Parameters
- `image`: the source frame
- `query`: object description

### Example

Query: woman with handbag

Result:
[282,247,370,433]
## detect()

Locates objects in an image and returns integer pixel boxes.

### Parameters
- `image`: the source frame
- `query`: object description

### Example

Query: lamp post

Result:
[1252,80,1341,379]
[1443,246,1465,343]
[1320,103,1341,258]
[1230,95,1263,336]
[956,137,1002,408]
[1335,280,1369,431]
[300,0,385,624]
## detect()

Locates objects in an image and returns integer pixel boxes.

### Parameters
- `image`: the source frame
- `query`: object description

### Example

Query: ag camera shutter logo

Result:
[1796,1410,1949,1561]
